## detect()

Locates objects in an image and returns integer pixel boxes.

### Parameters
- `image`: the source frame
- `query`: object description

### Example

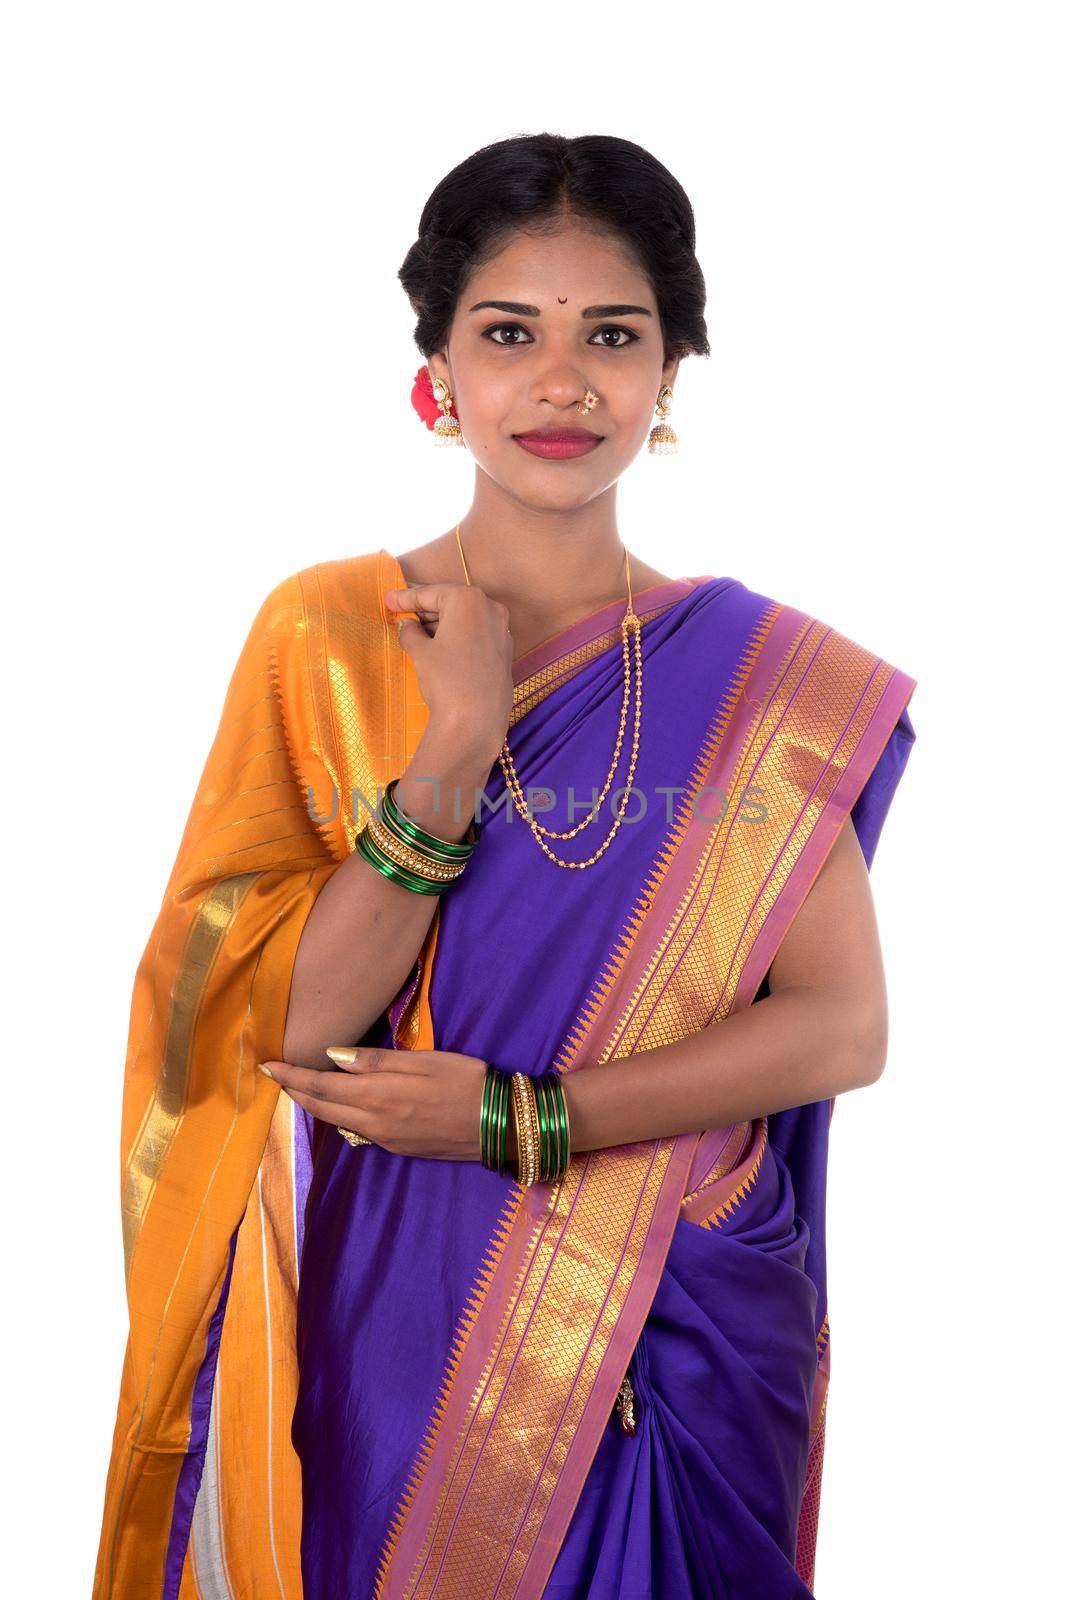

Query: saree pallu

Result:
[93,549,917,1599]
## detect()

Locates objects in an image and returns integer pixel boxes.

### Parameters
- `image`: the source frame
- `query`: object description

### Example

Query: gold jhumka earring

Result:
[647,385,679,454]
[452,520,642,871]
[431,376,465,447]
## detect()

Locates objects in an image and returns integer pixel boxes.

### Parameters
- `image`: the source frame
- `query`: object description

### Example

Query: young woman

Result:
[94,133,917,1600]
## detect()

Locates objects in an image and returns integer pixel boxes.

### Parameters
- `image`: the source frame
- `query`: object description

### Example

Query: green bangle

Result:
[353,824,447,895]
[533,1075,553,1183]
[546,1070,570,1180]
[480,1065,510,1177]
[542,1075,562,1182]
[483,1065,501,1172]
[482,1065,569,1183]
[495,1068,510,1176]
[383,778,479,858]
[533,1076,546,1179]
[480,1067,494,1168]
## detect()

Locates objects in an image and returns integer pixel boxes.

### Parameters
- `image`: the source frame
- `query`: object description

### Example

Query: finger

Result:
[259,1061,369,1104]
[325,1045,392,1072]
[384,584,444,604]
[324,1047,428,1080]
[383,585,440,618]
[281,1084,377,1133]
[393,613,436,650]
[384,581,480,619]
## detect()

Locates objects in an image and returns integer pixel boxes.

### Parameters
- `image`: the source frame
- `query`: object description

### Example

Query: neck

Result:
[452,472,631,619]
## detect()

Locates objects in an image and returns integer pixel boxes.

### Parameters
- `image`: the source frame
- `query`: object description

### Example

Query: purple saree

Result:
[290,570,917,1599]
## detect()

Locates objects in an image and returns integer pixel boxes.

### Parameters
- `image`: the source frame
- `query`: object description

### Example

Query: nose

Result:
[528,355,594,412]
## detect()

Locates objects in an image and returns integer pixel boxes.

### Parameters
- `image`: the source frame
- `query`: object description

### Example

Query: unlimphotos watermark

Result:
[305,779,770,830]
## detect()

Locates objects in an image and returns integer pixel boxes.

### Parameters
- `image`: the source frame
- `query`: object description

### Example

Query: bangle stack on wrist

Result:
[480,1064,571,1187]
[354,777,480,895]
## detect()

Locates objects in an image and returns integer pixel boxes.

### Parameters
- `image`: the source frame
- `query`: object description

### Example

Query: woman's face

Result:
[426,223,679,512]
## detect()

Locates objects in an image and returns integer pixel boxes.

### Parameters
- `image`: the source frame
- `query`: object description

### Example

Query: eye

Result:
[483,323,534,346]
[589,325,641,348]
[481,322,641,348]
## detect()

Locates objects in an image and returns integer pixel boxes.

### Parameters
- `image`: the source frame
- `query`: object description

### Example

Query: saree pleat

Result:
[92,549,916,1600]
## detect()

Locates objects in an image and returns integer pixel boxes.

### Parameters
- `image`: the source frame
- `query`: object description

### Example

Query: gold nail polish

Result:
[326,1046,359,1065]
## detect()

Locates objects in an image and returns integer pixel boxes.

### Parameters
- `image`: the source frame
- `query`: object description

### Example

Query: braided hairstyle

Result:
[398,133,711,365]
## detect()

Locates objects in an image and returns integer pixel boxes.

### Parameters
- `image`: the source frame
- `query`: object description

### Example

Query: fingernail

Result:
[326,1046,359,1066]
[258,1063,275,1078]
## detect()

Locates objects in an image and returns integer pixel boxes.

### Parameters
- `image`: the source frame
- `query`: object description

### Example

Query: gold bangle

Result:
[364,814,467,884]
[510,1072,541,1187]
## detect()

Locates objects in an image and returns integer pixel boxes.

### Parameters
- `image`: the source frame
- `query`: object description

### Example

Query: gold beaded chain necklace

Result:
[452,521,643,871]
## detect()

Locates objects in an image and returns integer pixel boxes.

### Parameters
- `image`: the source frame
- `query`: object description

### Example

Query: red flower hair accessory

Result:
[411,363,461,431]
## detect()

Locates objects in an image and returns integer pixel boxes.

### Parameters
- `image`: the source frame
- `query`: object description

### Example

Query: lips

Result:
[513,428,604,460]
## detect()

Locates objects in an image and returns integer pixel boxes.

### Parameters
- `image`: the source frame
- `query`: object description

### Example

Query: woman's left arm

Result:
[563,813,889,1154]
[263,814,889,1161]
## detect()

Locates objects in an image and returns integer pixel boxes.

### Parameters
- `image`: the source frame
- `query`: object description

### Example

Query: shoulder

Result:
[722,576,918,714]
[248,549,394,643]
[749,577,914,674]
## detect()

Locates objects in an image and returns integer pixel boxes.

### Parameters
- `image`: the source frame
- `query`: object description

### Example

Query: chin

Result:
[475,456,607,511]
[511,479,608,514]
[518,450,638,499]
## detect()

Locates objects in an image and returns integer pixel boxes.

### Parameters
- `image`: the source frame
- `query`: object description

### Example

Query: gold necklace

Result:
[452,520,643,870]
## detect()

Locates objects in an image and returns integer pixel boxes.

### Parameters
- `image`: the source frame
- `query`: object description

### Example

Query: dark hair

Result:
[398,133,710,364]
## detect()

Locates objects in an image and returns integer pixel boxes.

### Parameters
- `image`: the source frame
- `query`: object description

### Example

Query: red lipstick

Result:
[513,427,604,460]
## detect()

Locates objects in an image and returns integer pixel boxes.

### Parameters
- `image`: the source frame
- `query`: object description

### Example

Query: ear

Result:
[426,351,452,393]
[661,352,681,390]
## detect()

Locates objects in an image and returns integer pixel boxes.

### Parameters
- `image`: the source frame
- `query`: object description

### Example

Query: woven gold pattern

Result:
[387,1141,677,1600]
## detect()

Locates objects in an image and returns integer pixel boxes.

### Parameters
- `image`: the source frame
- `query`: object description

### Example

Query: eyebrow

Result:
[467,299,653,319]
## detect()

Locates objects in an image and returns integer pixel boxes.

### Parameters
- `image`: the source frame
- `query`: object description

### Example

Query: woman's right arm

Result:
[280,716,498,1067]
[281,579,514,1069]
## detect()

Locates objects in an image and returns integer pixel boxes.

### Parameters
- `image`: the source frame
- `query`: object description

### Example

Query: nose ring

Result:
[578,388,600,415]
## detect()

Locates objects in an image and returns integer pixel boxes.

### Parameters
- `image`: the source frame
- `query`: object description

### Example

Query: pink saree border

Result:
[509,574,706,684]
[735,656,918,1007]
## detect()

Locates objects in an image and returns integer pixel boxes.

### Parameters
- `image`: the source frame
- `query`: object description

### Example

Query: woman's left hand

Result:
[258,1046,492,1162]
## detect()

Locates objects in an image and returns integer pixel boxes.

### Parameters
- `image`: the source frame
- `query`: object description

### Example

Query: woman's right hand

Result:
[383,581,514,760]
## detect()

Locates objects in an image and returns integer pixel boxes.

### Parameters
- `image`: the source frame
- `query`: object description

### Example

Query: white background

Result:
[3,3,1064,1593]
